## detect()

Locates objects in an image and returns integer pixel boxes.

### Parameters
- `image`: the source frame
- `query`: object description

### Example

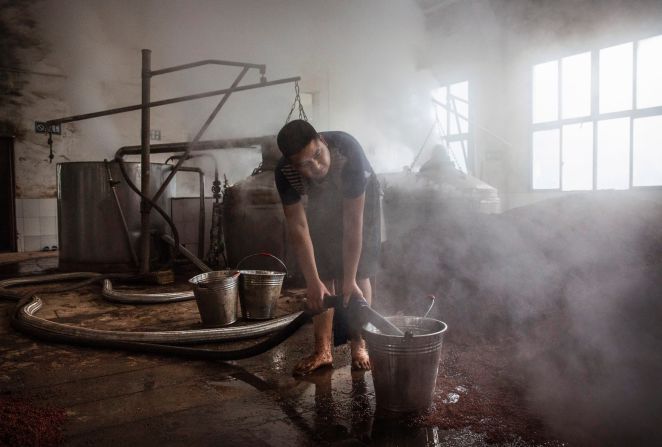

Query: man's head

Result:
[277,119,330,179]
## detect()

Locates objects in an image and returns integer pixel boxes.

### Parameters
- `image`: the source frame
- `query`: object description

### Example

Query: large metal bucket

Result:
[189,271,240,326]
[362,316,448,412]
[237,253,287,320]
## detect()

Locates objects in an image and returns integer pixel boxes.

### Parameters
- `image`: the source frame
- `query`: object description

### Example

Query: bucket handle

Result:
[422,294,435,318]
[237,252,288,274]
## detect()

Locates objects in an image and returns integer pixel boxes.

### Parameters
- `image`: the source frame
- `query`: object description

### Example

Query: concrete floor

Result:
[0,255,550,447]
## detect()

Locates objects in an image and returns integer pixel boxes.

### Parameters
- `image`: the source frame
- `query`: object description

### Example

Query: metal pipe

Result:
[0,272,104,301]
[104,159,139,267]
[16,293,301,344]
[2,273,304,344]
[173,166,206,259]
[102,279,193,304]
[150,59,265,76]
[151,66,250,205]
[115,136,274,157]
[140,49,152,274]
[45,77,300,126]
[161,234,211,272]
[116,158,181,254]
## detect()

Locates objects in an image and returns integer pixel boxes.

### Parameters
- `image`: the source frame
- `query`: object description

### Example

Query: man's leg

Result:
[293,280,336,375]
[350,277,372,370]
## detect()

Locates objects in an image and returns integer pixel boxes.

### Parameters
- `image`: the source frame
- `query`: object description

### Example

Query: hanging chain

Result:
[285,81,308,123]
[47,132,54,164]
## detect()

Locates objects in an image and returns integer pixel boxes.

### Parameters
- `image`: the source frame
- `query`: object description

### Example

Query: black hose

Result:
[115,157,182,253]
[0,273,138,302]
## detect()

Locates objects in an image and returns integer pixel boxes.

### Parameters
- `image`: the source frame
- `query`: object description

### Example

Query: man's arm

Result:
[283,202,329,312]
[342,193,365,305]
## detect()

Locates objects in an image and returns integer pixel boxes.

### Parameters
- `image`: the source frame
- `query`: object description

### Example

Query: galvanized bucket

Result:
[189,270,240,326]
[363,315,448,412]
[237,253,287,320]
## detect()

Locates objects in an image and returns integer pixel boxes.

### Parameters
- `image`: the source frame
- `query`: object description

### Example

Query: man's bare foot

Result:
[293,349,333,376]
[350,339,371,370]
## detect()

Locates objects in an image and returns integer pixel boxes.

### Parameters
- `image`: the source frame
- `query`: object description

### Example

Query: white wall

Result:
[7,0,437,199]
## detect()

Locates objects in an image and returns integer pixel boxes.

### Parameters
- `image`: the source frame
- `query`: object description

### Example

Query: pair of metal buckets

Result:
[189,253,286,326]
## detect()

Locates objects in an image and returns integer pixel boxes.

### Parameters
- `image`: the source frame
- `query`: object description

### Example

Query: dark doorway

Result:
[0,137,16,252]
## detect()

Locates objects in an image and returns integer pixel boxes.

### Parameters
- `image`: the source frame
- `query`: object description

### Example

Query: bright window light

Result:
[448,140,468,173]
[562,122,593,191]
[599,43,633,113]
[431,82,470,173]
[531,34,662,191]
[533,60,558,123]
[633,115,662,186]
[431,86,447,104]
[637,35,662,109]
[532,129,560,189]
[597,118,630,190]
[432,86,448,135]
[562,52,591,119]
[449,81,469,134]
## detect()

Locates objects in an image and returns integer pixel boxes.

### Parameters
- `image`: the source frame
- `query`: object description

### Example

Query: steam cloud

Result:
[28,0,436,196]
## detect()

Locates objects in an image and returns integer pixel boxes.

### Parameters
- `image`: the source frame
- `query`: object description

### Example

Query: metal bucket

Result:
[363,316,448,412]
[237,253,287,320]
[189,271,240,326]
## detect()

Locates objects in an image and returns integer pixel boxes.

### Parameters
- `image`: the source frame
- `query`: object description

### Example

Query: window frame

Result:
[431,81,473,174]
[530,37,662,191]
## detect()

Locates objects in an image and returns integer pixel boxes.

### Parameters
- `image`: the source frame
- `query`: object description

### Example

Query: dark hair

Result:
[277,119,318,157]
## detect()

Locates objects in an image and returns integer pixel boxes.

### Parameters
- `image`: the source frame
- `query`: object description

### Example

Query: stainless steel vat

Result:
[57,161,175,272]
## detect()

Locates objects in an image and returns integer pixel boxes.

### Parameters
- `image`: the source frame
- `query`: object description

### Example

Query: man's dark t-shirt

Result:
[274,131,374,205]
[273,130,380,280]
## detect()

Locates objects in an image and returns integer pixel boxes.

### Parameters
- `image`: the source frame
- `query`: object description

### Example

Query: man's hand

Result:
[306,279,331,313]
[342,279,364,307]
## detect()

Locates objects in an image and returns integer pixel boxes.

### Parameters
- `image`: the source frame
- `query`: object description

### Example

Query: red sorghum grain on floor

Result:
[0,397,67,447]
[422,335,554,444]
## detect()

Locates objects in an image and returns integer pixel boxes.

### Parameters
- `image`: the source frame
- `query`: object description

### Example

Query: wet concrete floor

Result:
[0,258,557,446]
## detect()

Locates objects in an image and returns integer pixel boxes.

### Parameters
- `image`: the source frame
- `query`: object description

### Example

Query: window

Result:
[531,34,662,190]
[432,81,470,173]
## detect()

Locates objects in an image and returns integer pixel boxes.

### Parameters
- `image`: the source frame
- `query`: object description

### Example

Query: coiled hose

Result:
[2,273,313,360]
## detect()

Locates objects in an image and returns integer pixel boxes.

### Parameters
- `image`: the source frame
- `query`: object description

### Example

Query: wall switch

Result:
[150,129,161,141]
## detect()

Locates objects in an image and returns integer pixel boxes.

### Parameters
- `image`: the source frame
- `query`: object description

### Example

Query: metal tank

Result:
[57,161,175,272]
[379,146,500,243]
[222,170,297,276]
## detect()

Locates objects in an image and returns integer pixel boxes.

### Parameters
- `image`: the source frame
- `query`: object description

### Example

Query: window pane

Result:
[533,60,558,123]
[562,122,593,191]
[597,118,630,190]
[449,81,469,134]
[599,43,633,113]
[637,34,662,109]
[633,115,662,186]
[448,140,468,173]
[431,86,447,104]
[450,81,468,100]
[532,129,560,189]
[562,52,591,119]
[432,87,449,136]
